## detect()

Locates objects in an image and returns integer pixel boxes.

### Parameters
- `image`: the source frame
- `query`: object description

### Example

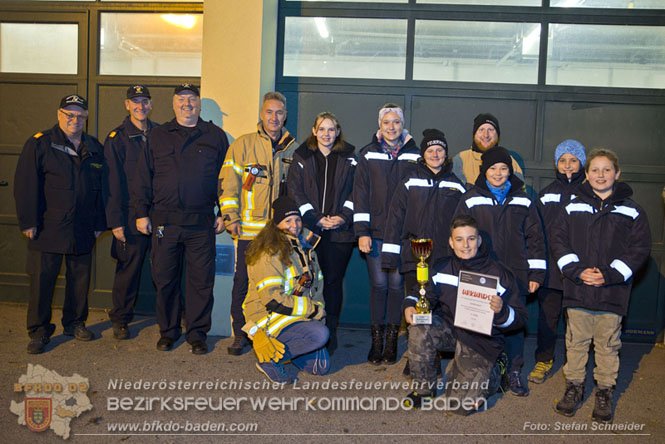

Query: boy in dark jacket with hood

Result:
[453,146,546,396]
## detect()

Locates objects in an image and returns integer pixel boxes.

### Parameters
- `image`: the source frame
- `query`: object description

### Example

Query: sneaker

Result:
[27,336,50,354]
[403,390,434,409]
[112,324,129,340]
[528,360,553,384]
[497,352,509,393]
[255,362,293,385]
[227,336,248,356]
[64,323,94,341]
[509,370,529,396]
[555,381,584,417]
[488,352,509,395]
[592,387,614,423]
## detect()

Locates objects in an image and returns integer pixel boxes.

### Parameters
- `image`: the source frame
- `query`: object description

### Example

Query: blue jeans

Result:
[277,321,330,375]
[365,238,404,325]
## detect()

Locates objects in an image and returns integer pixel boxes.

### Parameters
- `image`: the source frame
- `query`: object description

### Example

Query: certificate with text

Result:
[454,270,498,336]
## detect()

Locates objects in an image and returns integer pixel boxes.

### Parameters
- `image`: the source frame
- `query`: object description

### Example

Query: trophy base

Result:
[412,314,432,325]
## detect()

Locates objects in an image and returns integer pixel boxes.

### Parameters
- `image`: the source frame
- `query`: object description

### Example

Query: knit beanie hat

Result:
[480,146,513,176]
[554,139,586,167]
[473,113,500,137]
[272,196,300,225]
[420,128,448,157]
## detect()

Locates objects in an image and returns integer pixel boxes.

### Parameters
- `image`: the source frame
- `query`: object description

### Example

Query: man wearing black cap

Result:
[452,113,523,187]
[104,85,158,340]
[14,94,106,354]
[133,83,229,355]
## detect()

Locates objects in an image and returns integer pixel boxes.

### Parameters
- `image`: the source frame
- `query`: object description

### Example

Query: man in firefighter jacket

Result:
[218,91,297,355]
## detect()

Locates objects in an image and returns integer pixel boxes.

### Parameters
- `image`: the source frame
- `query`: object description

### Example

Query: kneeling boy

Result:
[404,215,527,415]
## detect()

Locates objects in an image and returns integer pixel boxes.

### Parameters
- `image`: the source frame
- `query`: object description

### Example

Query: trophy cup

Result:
[410,238,433,325]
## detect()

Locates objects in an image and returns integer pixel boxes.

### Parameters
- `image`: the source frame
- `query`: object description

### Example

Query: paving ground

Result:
[1,302,663,444]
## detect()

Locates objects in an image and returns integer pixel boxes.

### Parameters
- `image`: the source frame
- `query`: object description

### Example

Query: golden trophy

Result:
[410,238,433,325]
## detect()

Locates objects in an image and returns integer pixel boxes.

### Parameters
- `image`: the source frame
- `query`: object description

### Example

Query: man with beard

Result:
[452,113,523,187]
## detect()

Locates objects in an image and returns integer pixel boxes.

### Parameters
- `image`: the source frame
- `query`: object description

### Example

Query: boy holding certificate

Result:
[403,216,527,415]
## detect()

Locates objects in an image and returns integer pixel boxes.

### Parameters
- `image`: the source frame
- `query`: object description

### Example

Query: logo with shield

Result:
[25,398,51,432]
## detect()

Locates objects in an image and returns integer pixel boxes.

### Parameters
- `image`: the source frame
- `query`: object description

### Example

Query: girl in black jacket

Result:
[287,112,356,354]
[382,129,465,375]
[382,128,466,277]
[551,149,650,423]
[353,103,421,365]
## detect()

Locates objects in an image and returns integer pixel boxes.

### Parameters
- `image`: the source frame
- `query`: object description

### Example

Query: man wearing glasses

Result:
[14,94,106,354]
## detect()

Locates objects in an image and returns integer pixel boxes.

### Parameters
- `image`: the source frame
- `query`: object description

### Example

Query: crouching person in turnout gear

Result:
[403,215,527,415]
[243,196,330,384]
[551,149,650,423]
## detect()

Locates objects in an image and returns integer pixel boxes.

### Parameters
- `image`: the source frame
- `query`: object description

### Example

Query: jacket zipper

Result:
[321,156,329,215]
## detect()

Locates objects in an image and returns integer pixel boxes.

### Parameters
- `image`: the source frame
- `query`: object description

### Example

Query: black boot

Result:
[326,315,338,354]
[555,381,584,417]
[592,386,614,423]
[383,324,400,364]
[367,325,384,365]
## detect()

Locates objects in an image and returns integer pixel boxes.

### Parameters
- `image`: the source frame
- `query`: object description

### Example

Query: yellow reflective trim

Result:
[241,220,266,228]
[220,198,240,210]
[108,131,117,138]
[256,277,283,292]
[33,132,44,139]
[266,315,300,336]
[222,160,244,175]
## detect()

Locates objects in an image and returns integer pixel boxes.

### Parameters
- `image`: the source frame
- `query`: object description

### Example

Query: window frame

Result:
[277,0,665,94]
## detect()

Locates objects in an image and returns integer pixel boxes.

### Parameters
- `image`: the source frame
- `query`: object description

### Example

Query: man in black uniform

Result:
[104,85,158,340]
[133,84,229,355]
[15,94,106,354]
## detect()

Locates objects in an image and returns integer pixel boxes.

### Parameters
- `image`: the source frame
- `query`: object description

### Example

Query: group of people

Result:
[14,89,650,422]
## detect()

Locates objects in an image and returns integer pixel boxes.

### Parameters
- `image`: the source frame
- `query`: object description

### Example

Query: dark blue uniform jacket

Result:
[104,116,158,234]
[551,181,651,316]
[14,124,106,254]
[133,118,229,227]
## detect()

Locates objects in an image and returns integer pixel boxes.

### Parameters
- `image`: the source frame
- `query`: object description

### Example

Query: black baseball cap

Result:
[127,85,151,99]
[59,94,87,111]
[174,83,199,96]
